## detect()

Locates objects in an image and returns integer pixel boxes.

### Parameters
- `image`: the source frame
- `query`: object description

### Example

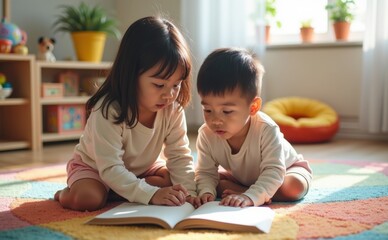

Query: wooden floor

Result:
[0,136,387,171]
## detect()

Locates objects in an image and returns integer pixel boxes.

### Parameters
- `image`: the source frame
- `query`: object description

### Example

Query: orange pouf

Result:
[263,97,339,143]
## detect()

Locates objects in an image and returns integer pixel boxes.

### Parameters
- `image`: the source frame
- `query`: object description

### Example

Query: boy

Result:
[195,48,312,207]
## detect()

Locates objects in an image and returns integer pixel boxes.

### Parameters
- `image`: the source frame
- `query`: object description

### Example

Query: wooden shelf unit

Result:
[36,60,111,150]
[0,54,37,151]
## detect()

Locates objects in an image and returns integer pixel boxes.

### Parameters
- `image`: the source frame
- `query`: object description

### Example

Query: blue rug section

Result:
[332,231,388,240]
[0,180,30,198]
[21,182,66,199]
[311,163,352,175]
[0,226,72,240]
[0,180,65,199]
[301,186,388,203]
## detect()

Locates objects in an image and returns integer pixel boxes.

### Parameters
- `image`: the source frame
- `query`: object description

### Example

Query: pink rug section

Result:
[16,164,67,183]
[0,197,30,230]
[300,197,388,225]
[325,159,388,176]
[10,198,118,225]
[0,172,17,180]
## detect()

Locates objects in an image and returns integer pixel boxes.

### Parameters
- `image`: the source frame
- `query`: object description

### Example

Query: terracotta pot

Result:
[333,21,351,41]
[265,25,271,43]
[300,27,314,43]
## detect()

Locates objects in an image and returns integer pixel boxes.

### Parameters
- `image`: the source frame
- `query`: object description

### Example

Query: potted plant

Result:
[325,0,355,41]
[252,0,281,43]
[53,2,121,62]
[300,19,314,43]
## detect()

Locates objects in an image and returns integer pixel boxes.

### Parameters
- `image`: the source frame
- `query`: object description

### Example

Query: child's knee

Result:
[281,174,308,201]
[56,182,107,211]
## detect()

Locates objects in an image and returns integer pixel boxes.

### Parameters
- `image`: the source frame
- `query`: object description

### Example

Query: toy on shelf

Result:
[0,38,12,53]
[44,104,85,133]
[13,30,28,55]
[37,36,56,61]
[0,18,29,54]
[0,72,13,99]
[41,83,64,98]
[58,71,79,96]
[0,18,22,46]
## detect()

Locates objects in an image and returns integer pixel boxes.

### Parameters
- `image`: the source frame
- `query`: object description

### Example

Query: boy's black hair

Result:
[86,16,192,128]
[197,48,264,102]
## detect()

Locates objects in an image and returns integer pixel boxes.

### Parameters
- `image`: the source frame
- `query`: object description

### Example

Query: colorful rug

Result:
[1,159,388,240]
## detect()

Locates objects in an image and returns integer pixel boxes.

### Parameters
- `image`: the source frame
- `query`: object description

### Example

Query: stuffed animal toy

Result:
[37,37,56,62]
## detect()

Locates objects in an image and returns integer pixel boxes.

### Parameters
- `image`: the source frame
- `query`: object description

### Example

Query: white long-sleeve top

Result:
[74,98,196,205]
[196,111,312,206]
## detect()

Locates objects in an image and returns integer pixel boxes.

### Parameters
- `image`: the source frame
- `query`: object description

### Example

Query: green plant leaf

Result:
[52,2,121,39]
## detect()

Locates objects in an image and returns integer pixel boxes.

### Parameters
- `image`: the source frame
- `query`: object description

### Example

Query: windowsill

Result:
[266,40,363,49]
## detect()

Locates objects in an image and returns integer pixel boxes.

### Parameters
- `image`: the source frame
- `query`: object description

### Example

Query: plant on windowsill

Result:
[252,0,282,44]
[53,2,121,62]
[325,0,355,41]
[300,19,314,43]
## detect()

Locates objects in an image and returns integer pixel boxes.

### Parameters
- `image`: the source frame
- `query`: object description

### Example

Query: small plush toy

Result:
[37,36,56,62]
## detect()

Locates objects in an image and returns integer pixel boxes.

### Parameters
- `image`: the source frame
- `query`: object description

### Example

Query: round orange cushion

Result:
[262,97,339,143]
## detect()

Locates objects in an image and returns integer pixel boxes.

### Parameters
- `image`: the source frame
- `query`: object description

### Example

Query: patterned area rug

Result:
[1,159,388,240]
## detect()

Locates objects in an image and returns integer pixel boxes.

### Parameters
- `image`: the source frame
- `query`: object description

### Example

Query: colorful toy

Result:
[0,38,12,53]
[12,30,28,54]
[41,83,64,98]
[59,71,79,96]
[0,18,22,46]
[37,36,56,62]
[13,43,28,55]
[0,72,13,99]
[0,72,6,85]
[44,104,85,133]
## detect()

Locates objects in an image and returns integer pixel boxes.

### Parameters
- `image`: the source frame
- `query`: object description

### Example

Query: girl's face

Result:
[200,87,253,142]
[137,64,183,116]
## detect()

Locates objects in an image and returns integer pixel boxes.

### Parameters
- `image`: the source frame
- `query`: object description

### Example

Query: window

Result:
[255,0,367,44]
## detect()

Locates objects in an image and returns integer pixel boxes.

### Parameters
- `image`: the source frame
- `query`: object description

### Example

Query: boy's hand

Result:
[150,184,188,206]
[199,192,215,206]
[220,194,254,207]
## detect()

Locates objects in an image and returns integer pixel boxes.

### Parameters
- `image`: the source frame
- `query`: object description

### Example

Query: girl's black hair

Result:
[197,48,264,102]
[86,16,192,128]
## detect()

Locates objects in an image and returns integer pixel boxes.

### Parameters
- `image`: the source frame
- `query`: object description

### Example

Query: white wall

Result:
[116,0,181,30]
[263,43,362,118]
[264,43,388,139]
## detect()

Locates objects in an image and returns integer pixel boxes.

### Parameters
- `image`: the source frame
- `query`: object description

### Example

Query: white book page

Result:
[185,201,275,233]
[92,202,195,228]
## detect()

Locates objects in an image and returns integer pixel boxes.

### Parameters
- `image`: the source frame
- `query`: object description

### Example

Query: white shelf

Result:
[41,96,90,105]
[42,132,82,142]
[0,98,28,106]
[0,140,30,151]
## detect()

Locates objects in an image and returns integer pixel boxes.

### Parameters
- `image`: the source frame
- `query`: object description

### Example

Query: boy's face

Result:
[200,87,253,141]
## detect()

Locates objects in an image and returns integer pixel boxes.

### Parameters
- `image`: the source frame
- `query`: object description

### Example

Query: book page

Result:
[175,201,275,233]
[87,202,195,229]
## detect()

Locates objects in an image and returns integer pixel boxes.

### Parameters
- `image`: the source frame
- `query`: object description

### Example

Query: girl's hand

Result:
[150,184,188,206]
[186,195,201,208]
[220,194,254,207]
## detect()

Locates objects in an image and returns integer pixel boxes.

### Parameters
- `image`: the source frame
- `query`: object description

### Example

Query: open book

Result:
[87,201,275,233]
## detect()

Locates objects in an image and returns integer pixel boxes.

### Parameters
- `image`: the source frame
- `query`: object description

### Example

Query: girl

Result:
[54,16,197,211]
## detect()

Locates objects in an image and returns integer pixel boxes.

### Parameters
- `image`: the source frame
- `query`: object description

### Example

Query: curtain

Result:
[359,0,388,133]
[181,0,265,127]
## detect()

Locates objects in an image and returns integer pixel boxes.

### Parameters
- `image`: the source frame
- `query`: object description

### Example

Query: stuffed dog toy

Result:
[37,37,56,62]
